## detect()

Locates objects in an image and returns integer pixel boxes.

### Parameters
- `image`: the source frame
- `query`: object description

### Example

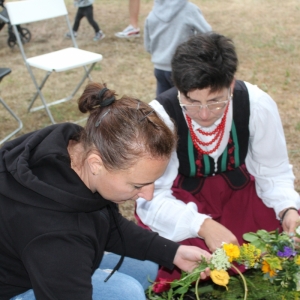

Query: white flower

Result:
[211,247,231,270]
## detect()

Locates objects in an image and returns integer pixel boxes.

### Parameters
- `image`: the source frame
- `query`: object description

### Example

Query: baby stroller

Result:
[0,0,31,48]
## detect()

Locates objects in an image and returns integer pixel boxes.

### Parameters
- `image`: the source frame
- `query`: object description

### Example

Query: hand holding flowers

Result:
[172,245,211,277]
[148,226,300,300]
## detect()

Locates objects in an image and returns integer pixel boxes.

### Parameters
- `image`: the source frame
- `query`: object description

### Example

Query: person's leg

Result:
[92,269,146,300]
[10,289,35,300]
[129,0,140,29]
[72,7,84,32]
[115,0,140,38]
[9,271,146,300]
[154,69,174,97]
[84,5,100,33]
[100,252,158,290]
[164,71,174,90]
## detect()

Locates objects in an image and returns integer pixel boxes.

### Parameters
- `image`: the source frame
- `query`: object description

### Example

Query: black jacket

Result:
[0,123,179,300]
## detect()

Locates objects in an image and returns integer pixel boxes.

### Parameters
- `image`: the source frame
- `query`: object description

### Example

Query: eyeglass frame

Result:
[178,88,232,114]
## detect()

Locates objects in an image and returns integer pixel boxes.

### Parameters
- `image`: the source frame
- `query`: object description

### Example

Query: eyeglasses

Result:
[178,88,231,114]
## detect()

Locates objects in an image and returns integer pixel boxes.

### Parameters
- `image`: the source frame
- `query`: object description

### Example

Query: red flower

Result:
[229,156,235,164]
[152,278,172,293]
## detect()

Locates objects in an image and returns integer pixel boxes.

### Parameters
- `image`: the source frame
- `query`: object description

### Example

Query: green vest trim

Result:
[187,133,196,177]
[231,120,240,168]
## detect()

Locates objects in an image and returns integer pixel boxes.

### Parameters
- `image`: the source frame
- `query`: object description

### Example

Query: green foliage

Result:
[147,269,300,300]
[147,229,300,300]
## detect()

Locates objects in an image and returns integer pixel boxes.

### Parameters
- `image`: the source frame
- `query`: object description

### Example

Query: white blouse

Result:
[136,81,300,242]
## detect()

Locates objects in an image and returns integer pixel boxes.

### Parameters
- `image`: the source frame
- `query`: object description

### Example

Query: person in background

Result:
[136,32,300,283]
[144,0,211,97]
[0,82,210,300]
[66,0,105,42]
[115,0,140,38]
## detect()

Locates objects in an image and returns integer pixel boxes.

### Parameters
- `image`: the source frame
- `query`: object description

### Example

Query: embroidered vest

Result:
[157,80,250,192]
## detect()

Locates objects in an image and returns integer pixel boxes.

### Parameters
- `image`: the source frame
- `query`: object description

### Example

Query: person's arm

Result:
[106,210,211,275]
[186,4,212,34]
[245,82,300,232]
[22,233,95,300]
[136,100,211,242]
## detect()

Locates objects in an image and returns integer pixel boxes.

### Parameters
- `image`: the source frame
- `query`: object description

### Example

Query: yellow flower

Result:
[262,260,277,277]
[295,255,300,265]
[210,269,230,290]
[239,243,261,267]
[223,243,240,262]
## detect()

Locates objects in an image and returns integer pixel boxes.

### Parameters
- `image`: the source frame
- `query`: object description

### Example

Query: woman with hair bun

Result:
[0,82,210,300]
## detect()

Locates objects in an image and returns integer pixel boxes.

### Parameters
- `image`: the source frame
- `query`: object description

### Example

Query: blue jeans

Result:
[154,68,174,97]
[10,253,158,300]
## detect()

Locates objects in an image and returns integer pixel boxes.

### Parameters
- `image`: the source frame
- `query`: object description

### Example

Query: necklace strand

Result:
[186,104,229,155]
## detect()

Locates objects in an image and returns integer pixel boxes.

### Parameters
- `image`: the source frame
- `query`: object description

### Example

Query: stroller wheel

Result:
[20,27,31,43]
[7,35,16,48]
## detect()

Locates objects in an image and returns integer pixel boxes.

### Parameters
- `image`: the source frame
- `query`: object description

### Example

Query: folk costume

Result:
[136,80,300,281]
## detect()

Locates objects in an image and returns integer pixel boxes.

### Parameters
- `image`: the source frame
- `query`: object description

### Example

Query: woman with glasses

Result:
[135,32,300,283]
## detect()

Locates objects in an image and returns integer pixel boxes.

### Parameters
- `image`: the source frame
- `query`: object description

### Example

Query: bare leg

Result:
[129,0,140,29]
[115,0,140,37]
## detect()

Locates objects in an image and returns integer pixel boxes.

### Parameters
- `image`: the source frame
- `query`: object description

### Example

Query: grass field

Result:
[1,0,300,222]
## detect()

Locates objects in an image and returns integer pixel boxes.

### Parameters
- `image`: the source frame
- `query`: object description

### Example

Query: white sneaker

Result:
[115,25,140,38]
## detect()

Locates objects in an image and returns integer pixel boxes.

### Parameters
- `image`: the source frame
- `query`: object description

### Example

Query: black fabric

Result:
[157,80,250,190]
[0,123,179,300]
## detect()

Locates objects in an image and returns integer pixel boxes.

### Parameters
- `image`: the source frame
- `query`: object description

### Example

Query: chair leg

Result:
[26,67,56,124]
[28,71,51,112]
[0,97,23,145]
[27,63,96,124]
[69,63,96,98]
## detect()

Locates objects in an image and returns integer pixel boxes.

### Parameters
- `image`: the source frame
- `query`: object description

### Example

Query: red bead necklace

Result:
[186,104,229,155]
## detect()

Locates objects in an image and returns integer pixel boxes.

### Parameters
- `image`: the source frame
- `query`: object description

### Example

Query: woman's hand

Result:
[173,245,211,279]
[198,218,239,252]
[281,208,300,243]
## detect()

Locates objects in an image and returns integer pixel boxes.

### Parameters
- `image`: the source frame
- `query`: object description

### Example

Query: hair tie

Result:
[101,96,115,107]
[93,88,116,108]
[97,87,108,100]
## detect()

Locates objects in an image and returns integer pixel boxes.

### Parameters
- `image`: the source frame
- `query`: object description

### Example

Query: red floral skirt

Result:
[136,168,281,284]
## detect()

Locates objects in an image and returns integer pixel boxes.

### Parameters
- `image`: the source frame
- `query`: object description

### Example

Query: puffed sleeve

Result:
[244,82,300,218]
[136,100,211,242]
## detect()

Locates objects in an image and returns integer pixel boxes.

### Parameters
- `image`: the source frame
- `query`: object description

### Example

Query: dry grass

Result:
[1,0,300,221]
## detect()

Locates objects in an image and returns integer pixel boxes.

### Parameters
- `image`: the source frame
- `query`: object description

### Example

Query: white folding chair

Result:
[0,68,23,145]
[5,0,103,124]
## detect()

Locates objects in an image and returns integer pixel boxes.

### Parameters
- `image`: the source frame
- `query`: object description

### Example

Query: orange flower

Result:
[262,260,276,277]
